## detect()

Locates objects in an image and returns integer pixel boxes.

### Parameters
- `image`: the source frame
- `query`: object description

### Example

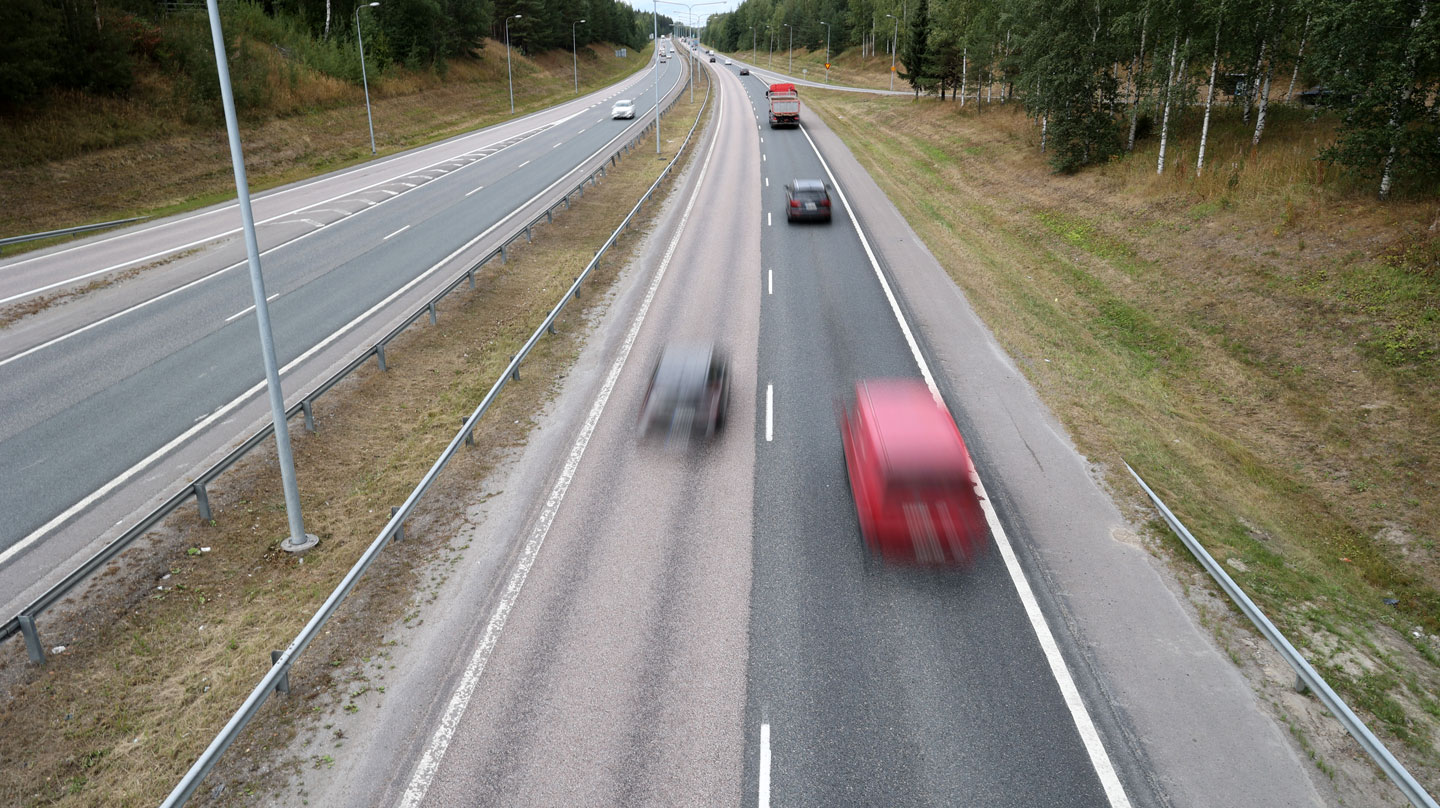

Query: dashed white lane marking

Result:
[765,177,769,187]
[759,723,773,808]
[765,384,774,442]
[768,269,772,295]
[553,142,562,148]
[762,153,766,162]
[796,123,1133,808]
[223,292,279,323]
[383,225,410,240]
[399,182,417,188]
[578,128,586,134]
[465,185,485,197]
[767,212,772,227]
[519,160,531,168]
[397,78,729,808]
[379,189,399,196]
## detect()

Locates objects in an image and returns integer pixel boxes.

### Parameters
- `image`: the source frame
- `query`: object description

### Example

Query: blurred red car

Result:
[839,379,989,566]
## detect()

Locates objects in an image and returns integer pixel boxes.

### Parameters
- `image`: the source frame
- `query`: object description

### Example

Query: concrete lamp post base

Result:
[281,533,321,553]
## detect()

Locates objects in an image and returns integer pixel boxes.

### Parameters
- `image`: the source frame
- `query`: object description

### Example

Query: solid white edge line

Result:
[796,122,1133,808]
[759,722,772,808]
[765,384,773,442]
[0,91,684,567]
[383,225,411,240]
[397,73,725,808]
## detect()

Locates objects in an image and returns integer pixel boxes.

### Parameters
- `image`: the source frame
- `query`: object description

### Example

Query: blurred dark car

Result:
[739,67,749,75]
[709,56,717,63]
[840,379,989,566]
[639,343,731,443]
[785,179,833,223]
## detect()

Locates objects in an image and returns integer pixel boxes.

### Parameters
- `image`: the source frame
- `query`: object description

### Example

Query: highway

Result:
[279,61,1334,807]
[0,46,690,616]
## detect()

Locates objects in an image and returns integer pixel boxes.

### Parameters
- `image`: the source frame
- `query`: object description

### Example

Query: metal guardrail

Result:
[1126,462,1438,808]
[0,216,150,253]
[2,63,697,663]
[154,62,711,807]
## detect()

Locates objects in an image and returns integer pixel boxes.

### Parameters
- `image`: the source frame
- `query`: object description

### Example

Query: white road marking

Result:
[465,186,485,197]
[553,143,562,149]
[760,137,764,143]
[398,76,727,808]
[398,182,417,188]
[762,153,766,162]
[764,177,769,187]
[765,384,774,441]
[0,102,673,561]
[578,128,586,134]
[383,225,410,240]
[768,269,772,294]
[519,160,531,168]
[379,189,399,196]
[767,212,771,227]
[797,123,1133,808]
[223,292,279,323]
[759,723,772,808]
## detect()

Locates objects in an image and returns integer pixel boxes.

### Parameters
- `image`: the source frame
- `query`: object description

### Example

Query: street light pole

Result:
[572,19,586,95]
[356,2,379,155]
[819,20,830,84]
[505,14,521,113]
[886,13,898,91]
[204,0,317,554]
[752,26,757,63]
[784,23,792,72]
[767,25,773,68]
[653,0,660,156]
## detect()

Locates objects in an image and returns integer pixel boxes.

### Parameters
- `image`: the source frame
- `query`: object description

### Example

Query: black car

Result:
[639,343,731,443]
[709,56,716,63]
[739,67,749,75]
[785,179,833,223]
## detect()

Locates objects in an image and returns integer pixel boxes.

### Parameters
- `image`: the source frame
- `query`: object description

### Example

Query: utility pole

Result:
[886,13,898,91]
[355,2,379,155]
[785,23,793,72]
[572,18,586,95]
[819,20,831,84]
[204,0,317,554]
[505,14,522,113]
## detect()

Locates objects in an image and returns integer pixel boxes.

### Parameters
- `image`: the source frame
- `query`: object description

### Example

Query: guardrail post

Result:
[17,615,45,664]
[1295,673,1309,694]
[193,482,213,522]
[510,357,520,382]
[428,302,437,325]
[564,195,571,210]
[546,209,553,224]
[462,418,473,447]
[376,344,388,372]
[525,225,532,243]
[301,400,315,433]
[270,651,290,694]
[501,245,508,263]
[547,322,557,335]
[390,506,404,541]
[467,268,475,289]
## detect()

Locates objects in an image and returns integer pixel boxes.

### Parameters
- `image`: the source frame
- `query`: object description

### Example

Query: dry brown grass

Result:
[0,40,653,247]
[803,88,1440,789]
[0,79,709,808]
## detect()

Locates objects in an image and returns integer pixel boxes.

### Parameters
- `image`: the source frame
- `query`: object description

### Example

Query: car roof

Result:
[652,343,715,399]
[791,179,826,192]
[855,380,973,483]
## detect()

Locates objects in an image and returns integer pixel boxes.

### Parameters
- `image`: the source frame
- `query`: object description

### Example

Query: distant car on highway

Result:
[612,99,636,119]
[639,343,731,444]
[709,56,716,63]
[784,179,833,222]
[840,379,989,566]
[724,58,732,65]
[739,67,749,75]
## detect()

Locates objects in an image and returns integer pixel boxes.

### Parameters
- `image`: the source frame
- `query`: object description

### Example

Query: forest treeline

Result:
[702,0,1439,197]
[0,0,671,114]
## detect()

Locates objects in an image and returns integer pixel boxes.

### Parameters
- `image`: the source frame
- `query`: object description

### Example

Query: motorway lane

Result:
[400,61,760,807]
[731,71,1129,806]
[0,50,688,610]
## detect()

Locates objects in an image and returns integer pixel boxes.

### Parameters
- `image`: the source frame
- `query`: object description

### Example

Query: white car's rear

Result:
[611,100,635,119]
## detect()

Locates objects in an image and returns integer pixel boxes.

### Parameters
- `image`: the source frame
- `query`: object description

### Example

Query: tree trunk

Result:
[1157,33,1179,174]
[1041,113,1048,153]
[1285,13,1309,101]
[1197,12,1222,174]
[960,47,968,107]
[323,0,332,39]
[1127,10,1149,151]
[1252,64,1273,146]
[1379,3,1429,199]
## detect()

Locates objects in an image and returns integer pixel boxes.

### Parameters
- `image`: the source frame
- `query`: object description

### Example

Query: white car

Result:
[724,58,732,65]
[612,99,636,119]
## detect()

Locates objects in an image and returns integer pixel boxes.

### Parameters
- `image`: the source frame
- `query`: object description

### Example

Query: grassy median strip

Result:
[0,41,654,254]
[0,75,709,808]
[802,89,1440,789]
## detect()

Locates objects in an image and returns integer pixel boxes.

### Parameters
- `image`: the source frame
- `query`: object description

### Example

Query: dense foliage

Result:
[701,0,1440,195]
[0,0,662,107]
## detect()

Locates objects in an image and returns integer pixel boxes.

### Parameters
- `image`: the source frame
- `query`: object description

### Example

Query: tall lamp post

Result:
[652,0,660,156]
[767,25,773,68]
[819,20,831,84]
[886,13,898,91]
[505,14,522,113]
[571,18,586,95]
[203,0,317,554]
[784,23,793,72]
[356,2,379,155]
[752,25,757,63]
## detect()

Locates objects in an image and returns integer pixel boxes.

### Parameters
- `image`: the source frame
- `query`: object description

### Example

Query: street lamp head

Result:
[367,2,378,7]
[885,12,894,18]
[512,14,522,19]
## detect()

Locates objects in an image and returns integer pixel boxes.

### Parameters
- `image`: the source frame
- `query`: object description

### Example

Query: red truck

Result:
[765,83,800,128]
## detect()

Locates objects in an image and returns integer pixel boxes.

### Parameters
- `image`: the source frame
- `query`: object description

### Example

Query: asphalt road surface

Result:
[285,63,1333,808]
[0,44,690,617]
